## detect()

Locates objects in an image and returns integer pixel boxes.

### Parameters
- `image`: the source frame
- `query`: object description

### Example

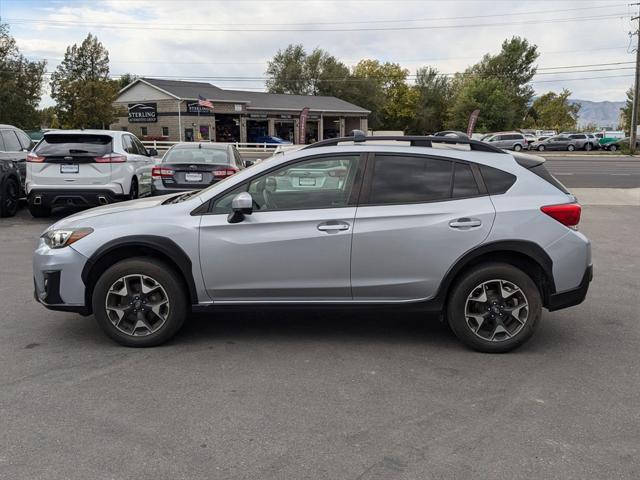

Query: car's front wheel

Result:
[92,258,188,347]
[447,263,541,353]
[537,145,545,151]
[567,144,575,151]
[513,144,523,152]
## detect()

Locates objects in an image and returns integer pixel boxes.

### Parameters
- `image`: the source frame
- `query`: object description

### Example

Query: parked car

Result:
[523,133,537,146]
[0,124,34,217]
[482,132,528,151]
[602,137,640,152]
[33,132,592,353]
[26,130,158,217]
[530,136,578,151]
[251,135,292,144]
[151,143,245,196]
[565,133,598,151]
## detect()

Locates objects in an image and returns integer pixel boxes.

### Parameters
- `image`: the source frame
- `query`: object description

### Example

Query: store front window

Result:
[323,117,340,139]
[199,125,210,141]
[184,128,194,142]
[275,121,294,142]
[215,115,240,142]
[247,119,268,142]
[305,121,319,144]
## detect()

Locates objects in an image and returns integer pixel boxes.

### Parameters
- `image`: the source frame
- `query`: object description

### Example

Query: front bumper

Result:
[33,240,91,315]
[547,264,593,312]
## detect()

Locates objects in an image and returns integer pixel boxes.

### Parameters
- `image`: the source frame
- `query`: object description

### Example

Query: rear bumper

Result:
[547,264,593,312]
[29,189,126,207]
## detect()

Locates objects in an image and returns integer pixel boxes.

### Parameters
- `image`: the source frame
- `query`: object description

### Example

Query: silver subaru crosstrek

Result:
[33,133,592,352]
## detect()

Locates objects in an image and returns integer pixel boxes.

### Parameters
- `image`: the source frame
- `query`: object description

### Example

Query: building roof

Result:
[119,77,370,114]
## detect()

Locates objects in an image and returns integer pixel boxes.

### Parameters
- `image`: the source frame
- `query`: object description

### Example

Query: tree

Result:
[350,60,417,130]
[525,89,580,132]
[116,73,138,91]
[408,67,452,134]
[448,37,539,131]
[0,23,47,128]
[619,87,634,131]
[50,33,120,128]
[38,106,59,129]
[265,44,352,97]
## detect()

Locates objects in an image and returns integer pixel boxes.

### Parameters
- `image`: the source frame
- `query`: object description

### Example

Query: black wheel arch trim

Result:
[81,235,199,307]
[431,240,556,309]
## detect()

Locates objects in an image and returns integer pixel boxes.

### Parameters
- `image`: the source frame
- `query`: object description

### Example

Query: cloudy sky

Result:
[1,0,636,106]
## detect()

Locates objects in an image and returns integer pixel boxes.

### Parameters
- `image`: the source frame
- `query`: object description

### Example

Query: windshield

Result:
[163,147,230,164]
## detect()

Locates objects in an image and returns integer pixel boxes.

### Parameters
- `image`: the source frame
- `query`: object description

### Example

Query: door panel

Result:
[199,208,356,301]
[351,197,496,301]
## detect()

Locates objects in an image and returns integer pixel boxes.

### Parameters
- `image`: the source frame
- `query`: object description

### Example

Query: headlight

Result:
[42,228,94,249]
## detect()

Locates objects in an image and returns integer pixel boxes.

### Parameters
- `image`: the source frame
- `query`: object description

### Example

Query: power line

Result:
[3,12,632,33]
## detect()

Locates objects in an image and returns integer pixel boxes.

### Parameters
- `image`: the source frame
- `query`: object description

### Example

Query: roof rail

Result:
[304,130,506,154]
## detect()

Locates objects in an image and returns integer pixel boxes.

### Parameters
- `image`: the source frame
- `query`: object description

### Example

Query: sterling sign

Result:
[128,103,157,123]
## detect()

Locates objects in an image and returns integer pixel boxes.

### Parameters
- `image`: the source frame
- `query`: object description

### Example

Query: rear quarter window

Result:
[479,165,516,195]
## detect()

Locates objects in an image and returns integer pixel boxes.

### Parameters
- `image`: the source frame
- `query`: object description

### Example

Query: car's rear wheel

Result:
[567,144,575,152]
[609,144,618,152]
[537,145,545,151]
[92,258,188,347]
[513,144,523,152]
[447,263,542,353]
[27,197,51,218]
[0,177,19,218]
[585,142,592,151]
[129,178,139,200]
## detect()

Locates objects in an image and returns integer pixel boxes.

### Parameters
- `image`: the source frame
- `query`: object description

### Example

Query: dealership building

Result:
[111,78,370,144]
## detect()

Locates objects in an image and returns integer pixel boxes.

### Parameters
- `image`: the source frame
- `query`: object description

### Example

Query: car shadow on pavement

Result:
[175,308,458,349]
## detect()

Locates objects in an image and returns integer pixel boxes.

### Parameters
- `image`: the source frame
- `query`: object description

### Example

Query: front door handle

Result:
[449,218,482,229]
[317,221,350,232]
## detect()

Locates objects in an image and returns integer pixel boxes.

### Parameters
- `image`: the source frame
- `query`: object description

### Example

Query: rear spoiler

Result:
[511,151,545,169]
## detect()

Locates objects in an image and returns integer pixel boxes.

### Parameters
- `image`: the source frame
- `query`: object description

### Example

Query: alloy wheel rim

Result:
[464,279,529,342]
[105,274,170,336]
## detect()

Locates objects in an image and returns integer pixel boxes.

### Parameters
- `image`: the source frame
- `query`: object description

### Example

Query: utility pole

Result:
[630,3,640,154]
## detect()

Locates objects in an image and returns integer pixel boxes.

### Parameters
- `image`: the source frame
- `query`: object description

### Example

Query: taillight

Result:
[152,167,175,178]
[95,154,127,163]
[213,167,238,178]
[27,153,45,163]
[541,203,581,228]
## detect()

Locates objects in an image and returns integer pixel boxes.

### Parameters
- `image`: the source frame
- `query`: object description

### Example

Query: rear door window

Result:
[367,155,453,204]
[1,130,22,152]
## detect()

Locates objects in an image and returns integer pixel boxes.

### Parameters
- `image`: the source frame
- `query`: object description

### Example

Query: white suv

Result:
[26,130,157,217]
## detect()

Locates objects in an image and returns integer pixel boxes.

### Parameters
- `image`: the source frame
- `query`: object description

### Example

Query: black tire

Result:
[609,144,618,152]
[0,177,20,217]
[446,263,542,353]
[27,198,51,218]
[567,144,575,152]
[92,258,188,347]
[584,143,592,151]
[513,144,523,152]
[129,177,139,200]
[537,145,545,151]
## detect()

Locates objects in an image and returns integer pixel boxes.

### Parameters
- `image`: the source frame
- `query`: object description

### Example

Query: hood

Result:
[49,194,178,229]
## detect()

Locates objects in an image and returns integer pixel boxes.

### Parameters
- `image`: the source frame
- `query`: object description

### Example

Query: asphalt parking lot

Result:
[1,174,639,479]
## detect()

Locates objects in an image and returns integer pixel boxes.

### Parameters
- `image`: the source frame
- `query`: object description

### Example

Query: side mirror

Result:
[244,160,254,167]
[147,148,158,157]
[228,192,253,223]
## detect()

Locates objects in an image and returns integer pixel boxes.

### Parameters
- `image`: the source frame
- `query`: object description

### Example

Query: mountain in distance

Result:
[570,99,625,129]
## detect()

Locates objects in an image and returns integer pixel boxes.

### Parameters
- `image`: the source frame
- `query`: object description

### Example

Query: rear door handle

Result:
[317,221,350,232]
[449,218,482,229]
